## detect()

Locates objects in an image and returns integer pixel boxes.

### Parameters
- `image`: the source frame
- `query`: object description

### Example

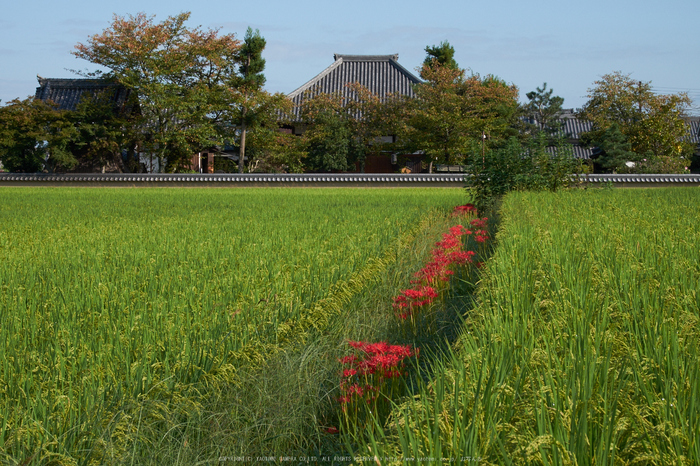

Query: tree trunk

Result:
[238,116,247,173]
[238,52,252,174]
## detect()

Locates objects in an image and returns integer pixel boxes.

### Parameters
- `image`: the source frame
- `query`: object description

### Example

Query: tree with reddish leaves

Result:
[396,60,520,169]
[73,12,245,172]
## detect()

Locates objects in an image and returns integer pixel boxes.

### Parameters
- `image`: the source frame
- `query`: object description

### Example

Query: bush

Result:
[466,133,582,211]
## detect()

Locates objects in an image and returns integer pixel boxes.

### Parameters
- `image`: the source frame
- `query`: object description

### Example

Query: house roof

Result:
[287,54,421,120]
[548,110,700,159]
[34,77,132,112]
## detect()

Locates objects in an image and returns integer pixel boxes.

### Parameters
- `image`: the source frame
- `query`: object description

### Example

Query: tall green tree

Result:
[578,71,693,173]
[524,82,564,135]
[68,87,139,173]
[421,41,458,78]
[298,89,361,172]
[231,91,301,173]
[234,27,267,173]
[73,12,241,172]
[583,122,638,173]
[296,83,387,172]
[467,133,581,211]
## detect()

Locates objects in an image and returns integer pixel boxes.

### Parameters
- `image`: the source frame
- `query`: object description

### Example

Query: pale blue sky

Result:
[1,0,699,112]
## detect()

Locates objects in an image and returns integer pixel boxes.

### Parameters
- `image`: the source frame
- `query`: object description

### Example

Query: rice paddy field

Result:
[0,187,467,465]
[357,187,700,465]
[3,186,700,465]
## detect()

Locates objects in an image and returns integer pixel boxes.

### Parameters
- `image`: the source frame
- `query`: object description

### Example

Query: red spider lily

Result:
[363,341,392,355]
[436,235,460,250]
[449,250,476,264]
[339,355,357,365]
[394,220,488,323]
[453,204,477,216]
[470,217,488,229]
[393,286,439,317]
[449,224,470,236]
[476,231,489,242]
[338,341,416,407]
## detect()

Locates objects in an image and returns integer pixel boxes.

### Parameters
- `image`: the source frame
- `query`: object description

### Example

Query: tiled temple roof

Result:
[287,54,421,121]
[34,77,132,112]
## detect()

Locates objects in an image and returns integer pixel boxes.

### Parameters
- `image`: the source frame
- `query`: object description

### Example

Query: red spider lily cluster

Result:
[393,286,439,317]
[392,220,483,319]
[333,205,491,434]
[338,341,415,409]
[453,203,477,216]
[470,217,490,243]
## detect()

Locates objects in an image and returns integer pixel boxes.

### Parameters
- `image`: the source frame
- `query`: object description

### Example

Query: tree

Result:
[581,123,638,173]
[68,87,139,173]
[466,133,581,211]
[298,90,358,172]
[524,82,564,135]
[73,12,241,172]
[578,71,693,173]
[465,82,580,210]
[234,27,267,173]
[234,92,302,173]
[400,61,519,168]
[421,41,458,78]
[0,98,77,172]
[297,83,387,172]
[242,127,306,173]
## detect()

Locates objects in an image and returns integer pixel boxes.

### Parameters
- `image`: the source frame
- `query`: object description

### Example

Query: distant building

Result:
[554,109,594,159]
[286,54,423,172]
[287,54,421,125]
[35,76,133,112]
[33,77,217,173]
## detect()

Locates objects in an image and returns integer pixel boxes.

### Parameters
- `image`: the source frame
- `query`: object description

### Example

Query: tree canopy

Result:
[297,83,385,172]
[578,71,694,173]
[0,98,77,173]
[524,82,564,135]
[73,12,243,171]
[72,12,291,173]
[397,61,520,167]
[421,41,458,78]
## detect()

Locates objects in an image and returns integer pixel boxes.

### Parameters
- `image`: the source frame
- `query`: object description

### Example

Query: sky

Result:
[2,0,699,113]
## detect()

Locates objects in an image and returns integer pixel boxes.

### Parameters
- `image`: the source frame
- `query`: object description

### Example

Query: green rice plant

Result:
[0,187,466,464]
[119,196,471,464]
[355,188,700,465]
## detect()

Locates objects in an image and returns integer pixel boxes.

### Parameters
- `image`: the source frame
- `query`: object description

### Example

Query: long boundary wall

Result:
[0,173,699,188]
